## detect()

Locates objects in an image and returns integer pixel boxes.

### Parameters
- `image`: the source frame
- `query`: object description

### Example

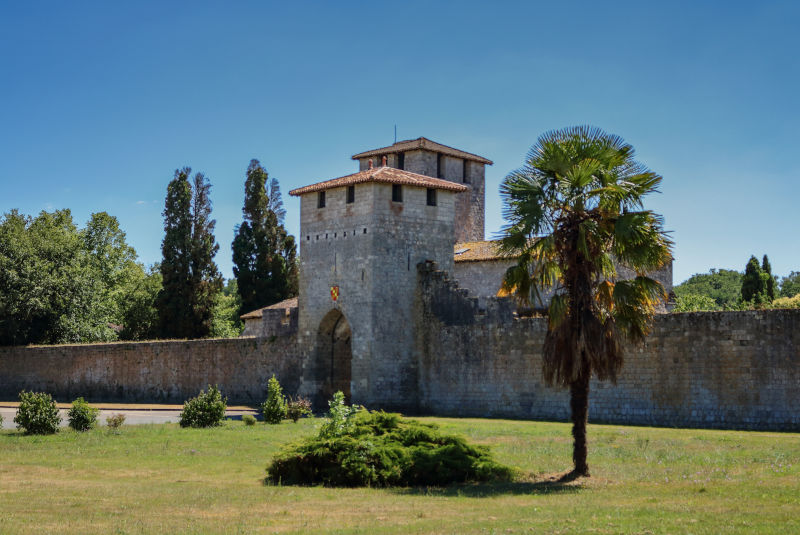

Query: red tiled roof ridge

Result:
[351,137,493,165]
[288,166,468,196]
[454,240,521,262]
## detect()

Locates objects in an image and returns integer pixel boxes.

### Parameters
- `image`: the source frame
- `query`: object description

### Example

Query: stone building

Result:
[239,137,674,408]
[287,159,466,410]
[352,137,491,243]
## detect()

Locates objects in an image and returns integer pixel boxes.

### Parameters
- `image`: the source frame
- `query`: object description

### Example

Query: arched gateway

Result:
[315,309,352,402]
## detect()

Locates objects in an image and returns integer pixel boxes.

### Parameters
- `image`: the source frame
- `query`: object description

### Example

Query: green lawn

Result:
[0,416,797,534]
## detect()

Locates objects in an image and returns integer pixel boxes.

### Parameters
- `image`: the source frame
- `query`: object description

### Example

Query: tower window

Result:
[462,160,469,183]
[317,191,326,208]
[347,185,355,204]
[426,188,437,206]
[398,152,405,170]
[437,154,443,178]
[392,184,403,202]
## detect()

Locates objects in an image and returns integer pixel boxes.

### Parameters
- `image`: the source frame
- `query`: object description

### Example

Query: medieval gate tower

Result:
[289,138,493,410]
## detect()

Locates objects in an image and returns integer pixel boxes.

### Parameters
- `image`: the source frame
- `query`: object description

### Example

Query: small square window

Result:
[392,184,403,202]
[347,185,355,204]
[317,191,326,208]
[426,188,437,206]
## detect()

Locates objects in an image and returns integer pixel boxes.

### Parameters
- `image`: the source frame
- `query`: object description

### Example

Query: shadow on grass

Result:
[388,479,585,497]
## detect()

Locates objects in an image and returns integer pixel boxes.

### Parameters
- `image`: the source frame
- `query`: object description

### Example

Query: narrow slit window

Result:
[347,185,355,204]
[426,188,437,206]
[392,184,403,202]
[437,154,443,178]
[317,191,326,208]
[462,160,469,183]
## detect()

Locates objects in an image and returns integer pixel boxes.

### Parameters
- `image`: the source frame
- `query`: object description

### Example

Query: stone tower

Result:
[352,137,492,243]
[288,161,467,410]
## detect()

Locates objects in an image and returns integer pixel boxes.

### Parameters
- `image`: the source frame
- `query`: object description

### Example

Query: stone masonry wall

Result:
[0,336,300,404]
[415,263,800,430]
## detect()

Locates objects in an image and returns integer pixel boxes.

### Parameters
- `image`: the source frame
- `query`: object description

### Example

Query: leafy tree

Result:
[672,293,720,312]
[673,269,743,309]
[0,209,153,345]
[770,293,800,309]
[209,279,243,338]
[741,255,768,305]
[232,160,298,316]
[499,126,672,478]
[119,264,162,340]
[779,271,800,298]
[0,210,107,344]
[762,255,776,301]
[156,168,222,339]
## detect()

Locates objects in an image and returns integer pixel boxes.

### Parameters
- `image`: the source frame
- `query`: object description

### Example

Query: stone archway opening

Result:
[315,309,352,403]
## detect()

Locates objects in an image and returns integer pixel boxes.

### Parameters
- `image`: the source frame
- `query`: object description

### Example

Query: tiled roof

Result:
[454,240,519,262]
[288,166,468,196]
[240,297,298,320]
[352,137,493,165]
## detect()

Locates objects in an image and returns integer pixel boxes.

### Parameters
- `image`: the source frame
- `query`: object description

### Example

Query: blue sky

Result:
[1,1,798,284]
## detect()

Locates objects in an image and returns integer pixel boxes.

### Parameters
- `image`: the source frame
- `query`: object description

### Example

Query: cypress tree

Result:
[232,160,298,316]
[762,254,775,302]
[156,168,222,339]
[189,172,223,336]
[741,255,766,304]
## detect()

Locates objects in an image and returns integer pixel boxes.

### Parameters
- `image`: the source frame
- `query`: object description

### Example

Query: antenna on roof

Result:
[394,124,397,144]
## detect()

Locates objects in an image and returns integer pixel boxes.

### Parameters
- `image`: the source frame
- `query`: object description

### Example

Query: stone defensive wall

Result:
[1,269,797,431]
[415,263,800,431]
[0,336,300,404]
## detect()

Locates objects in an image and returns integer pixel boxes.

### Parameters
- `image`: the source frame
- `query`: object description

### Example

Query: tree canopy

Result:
[500,126,672,477]
[0,209,153,345]
[779,271,800,298]
[673,269,742,309]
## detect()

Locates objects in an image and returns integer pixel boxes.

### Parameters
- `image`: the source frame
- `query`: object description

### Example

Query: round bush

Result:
[14,391,61,435]
[242,414,257,426]
[180,385,227,428]
[68,397,99,431]
[266,410,514,487]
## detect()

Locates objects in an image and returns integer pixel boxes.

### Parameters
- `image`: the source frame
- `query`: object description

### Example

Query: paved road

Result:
[0,405,258,430]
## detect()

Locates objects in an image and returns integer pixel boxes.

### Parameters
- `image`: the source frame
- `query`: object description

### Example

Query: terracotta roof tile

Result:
[289,166,468,196]
[352,137,493,165]
[240,297,298,320]
[454,240,519,262]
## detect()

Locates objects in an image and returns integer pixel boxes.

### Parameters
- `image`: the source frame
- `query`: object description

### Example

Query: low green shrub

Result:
[261,375,287,424]
[68,397,99,431]
[242,414,257,426]
[106,413,125,430]
[180,385,227,428]
[0,411,3,429]
[266,405,514,487]
[318,391,359,438]
[286,397,312,423]
[14,391,61,435]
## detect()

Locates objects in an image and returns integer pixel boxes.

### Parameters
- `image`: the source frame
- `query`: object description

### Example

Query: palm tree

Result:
[499,126,672,478]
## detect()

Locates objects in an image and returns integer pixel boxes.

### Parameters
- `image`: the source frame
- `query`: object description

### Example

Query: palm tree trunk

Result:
[569,372,590,477]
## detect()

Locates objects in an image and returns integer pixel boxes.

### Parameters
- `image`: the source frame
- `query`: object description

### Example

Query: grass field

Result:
[0,416,798,534]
